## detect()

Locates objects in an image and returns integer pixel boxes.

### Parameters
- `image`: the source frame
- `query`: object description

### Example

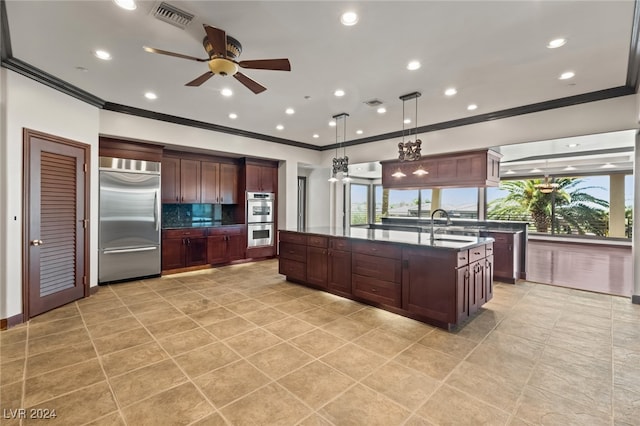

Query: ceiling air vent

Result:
[152,2,195,29]
[364,99,383,107]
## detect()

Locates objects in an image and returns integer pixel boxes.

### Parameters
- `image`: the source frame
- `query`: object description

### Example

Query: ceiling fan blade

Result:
[185,72,214,87]
[238,59,291,71]
[234,72,267,94]
[204,25,227,58]
[143,46,208,62]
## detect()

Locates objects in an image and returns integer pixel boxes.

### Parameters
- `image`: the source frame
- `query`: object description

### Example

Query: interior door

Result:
[24,129,89,318]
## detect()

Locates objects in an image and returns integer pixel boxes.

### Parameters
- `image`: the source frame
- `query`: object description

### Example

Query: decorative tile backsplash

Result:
[162,204,237,227]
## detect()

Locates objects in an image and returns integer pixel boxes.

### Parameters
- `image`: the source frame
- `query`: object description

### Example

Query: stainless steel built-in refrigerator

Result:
[99,157,161,283]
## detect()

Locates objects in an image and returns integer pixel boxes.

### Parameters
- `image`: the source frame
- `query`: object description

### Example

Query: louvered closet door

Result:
[27,133,87,317]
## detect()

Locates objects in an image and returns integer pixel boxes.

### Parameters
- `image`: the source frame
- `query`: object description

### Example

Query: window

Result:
[486,174,632,238]
[440,188,479,219]
[350,184,369,225]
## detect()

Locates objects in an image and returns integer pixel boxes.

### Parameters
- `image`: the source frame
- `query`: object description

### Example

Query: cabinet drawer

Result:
[279,242,307,263]
[307,235,328,248]
[469,245,486,263]
[352,241,401,259]
[456,250,469,267]
[330,238,351,251]
[352,274,401,308]
[208,225,244,236]
[352,253,401,283]
[279,259,306,281]
[163,228,207,239]
[280,232,307,245]
[484,243,494,257]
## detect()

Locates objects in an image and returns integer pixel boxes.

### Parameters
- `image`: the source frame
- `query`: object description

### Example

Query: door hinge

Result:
[83,276,87,285]
[83,219,88,229]
[83,163,87,173]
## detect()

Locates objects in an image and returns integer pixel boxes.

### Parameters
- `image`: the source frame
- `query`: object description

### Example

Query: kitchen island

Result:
[279,227,495,330]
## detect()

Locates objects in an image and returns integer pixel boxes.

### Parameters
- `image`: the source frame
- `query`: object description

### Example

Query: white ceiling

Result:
[4,0,636,150]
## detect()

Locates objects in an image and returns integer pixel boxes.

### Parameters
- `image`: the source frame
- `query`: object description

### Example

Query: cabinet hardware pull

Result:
[175,196,179,202]
[474,251,481,255]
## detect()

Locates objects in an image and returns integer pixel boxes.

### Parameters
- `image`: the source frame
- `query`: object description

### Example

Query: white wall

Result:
[1,71,100,320]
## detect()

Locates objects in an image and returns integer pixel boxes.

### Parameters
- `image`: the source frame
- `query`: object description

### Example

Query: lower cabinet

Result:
[207,226,245,264]
[162,229,208,271]
[328,246,351,295]
[306,246,328,288]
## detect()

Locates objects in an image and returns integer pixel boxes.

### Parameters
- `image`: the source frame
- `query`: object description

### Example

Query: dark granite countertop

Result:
[162,222,244,230]
[282,227,494,251]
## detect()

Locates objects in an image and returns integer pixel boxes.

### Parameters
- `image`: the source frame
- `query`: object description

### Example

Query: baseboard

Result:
[0,313,24,330]
[90,286,100,295]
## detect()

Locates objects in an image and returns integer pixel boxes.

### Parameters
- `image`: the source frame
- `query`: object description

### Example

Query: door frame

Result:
[22,128,91,322]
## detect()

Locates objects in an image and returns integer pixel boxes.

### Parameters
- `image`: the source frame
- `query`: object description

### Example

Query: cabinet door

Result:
[456,266,470,324]
[219,163,239,204]
[201,161,220,203]
[162,238,185,270]
[469,260,483,315]
[328,249,351,295]
[185,237,207,266]
[491,234,514,280]
[227,234,246,261]
[180,159,201,203]
[484,255,494,303]
[245,164,262,192]
[207,235,227,264]
[306,246,328,288]
[260,166,277,193]
[161,157,180,203]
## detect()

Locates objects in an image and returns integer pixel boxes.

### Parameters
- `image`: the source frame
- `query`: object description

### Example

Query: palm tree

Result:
[487,178,609,235]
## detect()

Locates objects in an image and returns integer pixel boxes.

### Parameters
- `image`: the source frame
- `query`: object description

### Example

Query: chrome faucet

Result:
[430,208,453,242]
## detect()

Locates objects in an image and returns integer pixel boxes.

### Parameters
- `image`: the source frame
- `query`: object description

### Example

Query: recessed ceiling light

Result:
[559,71,575,80]
[601,163,616,169]
[547,38,567,49]
[444,88,457,96]
[563,165,577,171]
[221,88,233,97]
[467,104,478,111]
[114,0,137,10]
[341,11,359,26]
[334,89,345,97]
[313,134,319,138]
[144,92,157,100]
[276,124,284,131]
[504,169,515,175]
[377,107,386,114]
[407,61,421,71]
[329,120,337,127]
[285,108,295,115]
[530,168,542,173]
[93,50,112,60]
[566,143,579,148]
[228,113,238,119]
[356,130,363,135]
[403,118,411,124]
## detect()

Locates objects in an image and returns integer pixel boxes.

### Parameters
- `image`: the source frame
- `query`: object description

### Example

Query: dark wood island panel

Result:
[278,229,494,330]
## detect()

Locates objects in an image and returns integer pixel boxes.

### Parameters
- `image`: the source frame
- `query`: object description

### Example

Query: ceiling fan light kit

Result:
[144,24,291,94]
[535,175,559,193]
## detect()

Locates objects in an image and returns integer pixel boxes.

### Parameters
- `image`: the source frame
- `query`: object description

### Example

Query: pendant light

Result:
[535,161,558,193]
[328,112,350,183]
[397,91,428,176]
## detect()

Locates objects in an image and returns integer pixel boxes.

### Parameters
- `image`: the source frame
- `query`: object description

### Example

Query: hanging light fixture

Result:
[328,112,350,183]
[534,161,558,193]
[397,92,427,176]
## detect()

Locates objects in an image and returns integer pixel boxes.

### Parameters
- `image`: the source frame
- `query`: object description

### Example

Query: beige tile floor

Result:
[1,258,639,425]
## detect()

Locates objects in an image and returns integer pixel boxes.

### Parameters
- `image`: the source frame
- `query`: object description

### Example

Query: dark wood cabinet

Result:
[328,238,352,296]
[456,265,470,324]
[485,231,521,283]
[161,157,181,203]
[381,149,502,189]
[484,254,494,303]
[202,161,239,204]
[352,241,402,308]
[306,246,328,288]
[207,226,245,264]
[246,164,277,192]
[162,228,208,271]
[161,157,201,203]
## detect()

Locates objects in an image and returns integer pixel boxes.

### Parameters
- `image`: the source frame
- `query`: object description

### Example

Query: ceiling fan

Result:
[143,24,291,94]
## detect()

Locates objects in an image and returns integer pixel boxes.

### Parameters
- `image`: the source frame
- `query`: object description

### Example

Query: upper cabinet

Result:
[202,161,239,204]
[246,163,277,192]
[381,149,502,189]
[162,153,239,204]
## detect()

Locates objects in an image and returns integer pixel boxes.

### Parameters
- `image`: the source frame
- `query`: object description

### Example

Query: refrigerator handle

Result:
[154,190,160,231]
